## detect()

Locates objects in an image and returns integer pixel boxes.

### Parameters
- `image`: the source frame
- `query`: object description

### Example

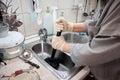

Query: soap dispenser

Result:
[43,7,53,36]
[59,12,64,19]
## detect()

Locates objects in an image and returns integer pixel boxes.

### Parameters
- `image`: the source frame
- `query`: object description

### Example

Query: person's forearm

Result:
[73,23,87,32]
[62,43,71,53]
[62,23,86,53]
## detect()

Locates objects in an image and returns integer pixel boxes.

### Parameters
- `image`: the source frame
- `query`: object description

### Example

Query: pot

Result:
[0,31,25,59]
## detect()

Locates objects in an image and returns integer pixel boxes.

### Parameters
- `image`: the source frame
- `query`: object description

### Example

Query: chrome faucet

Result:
[38,28,47,42]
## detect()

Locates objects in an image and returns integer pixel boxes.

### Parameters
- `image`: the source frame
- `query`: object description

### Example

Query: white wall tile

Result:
[20,0,32,13]
[39,0,58,10]
[58,0,74,9]
[4,0,96,37]
[22,13,42,37]
[17,13,25,35]
[57,9,76,22]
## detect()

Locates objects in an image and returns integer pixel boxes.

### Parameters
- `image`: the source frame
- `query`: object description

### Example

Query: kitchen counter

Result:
[0,40,90,80]
[0,57,59,80]
[0,57,89,80]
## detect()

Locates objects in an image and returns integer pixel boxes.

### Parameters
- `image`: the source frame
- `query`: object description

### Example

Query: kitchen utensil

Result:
[19,57,40,69]
[20,49,33,60]
[0,31,25,59]
[19,50,40,69]
[83,0,89,17]
[45,30,62,69]
[1,68,41,80]
[24,60,40,69]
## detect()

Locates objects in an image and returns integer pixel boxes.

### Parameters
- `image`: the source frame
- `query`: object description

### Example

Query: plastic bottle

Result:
[43,7,53,36]
[59,12,64,19]
[51,6,58,35]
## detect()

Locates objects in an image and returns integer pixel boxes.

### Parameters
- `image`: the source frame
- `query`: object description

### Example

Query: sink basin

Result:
[32,43,82,79]
[63,32,88,43]
[32,33,88,80]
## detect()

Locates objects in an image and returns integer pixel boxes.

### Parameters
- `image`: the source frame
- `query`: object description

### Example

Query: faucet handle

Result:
[43,28,47,38]
[38,28,46,36]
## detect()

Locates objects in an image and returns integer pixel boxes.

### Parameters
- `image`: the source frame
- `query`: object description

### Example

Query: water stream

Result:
[41,40,44,54]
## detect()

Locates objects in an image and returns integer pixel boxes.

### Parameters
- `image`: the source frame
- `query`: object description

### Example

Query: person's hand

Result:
[56,18,74,32]
[52,35,66,51]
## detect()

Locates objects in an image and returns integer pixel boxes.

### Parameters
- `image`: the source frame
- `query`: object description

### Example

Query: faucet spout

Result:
[38,28,47,42]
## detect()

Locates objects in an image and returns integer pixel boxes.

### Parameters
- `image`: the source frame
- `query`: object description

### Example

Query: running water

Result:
[41,40,44,54]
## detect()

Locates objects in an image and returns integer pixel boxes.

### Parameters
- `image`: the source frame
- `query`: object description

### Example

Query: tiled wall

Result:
[4,0,96,37]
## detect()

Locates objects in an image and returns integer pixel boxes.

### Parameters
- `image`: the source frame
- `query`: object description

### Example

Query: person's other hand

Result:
[56,18,74,32]
[52,35,66,51]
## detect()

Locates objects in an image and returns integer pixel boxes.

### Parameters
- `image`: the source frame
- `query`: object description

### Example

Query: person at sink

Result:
[52,0,120,80]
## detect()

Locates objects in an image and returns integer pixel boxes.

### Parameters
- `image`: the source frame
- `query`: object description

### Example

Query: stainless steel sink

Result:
[32,43,82,79]
[32,33,88,80]
[63,32,88,43]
